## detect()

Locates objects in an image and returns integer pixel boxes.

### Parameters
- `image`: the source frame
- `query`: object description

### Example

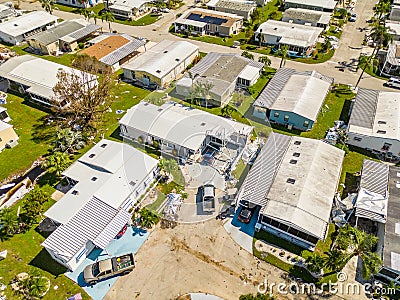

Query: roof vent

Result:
[287,178,296,184]
[377,130,387,134]
[293,152,300,157]
[200,122,206,126]
[91,177,97,181]
[378,120,387,124]
[72,190,79,195]
[289,159,297,164]
[129,181,136,187]
[175,58,180,61]
[294,141,301,145]
[100,143,107,148]
[164,50,168,53]
[89,153,96,158]
[157,108,163,112]
[156,70,161,73]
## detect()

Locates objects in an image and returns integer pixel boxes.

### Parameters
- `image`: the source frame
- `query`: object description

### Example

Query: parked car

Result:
[386,77,400,88]
[201,183,215,212]
[116,224,128,239]
[238,207,253,223]
[83,253,135,285]
[161,8,170,13]
[349,13,357,22]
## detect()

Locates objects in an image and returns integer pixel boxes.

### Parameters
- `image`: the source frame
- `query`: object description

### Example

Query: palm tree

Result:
[305,253,324,274]
[101,10,116,32]
[43,152,71,177]
[187,71,198,107]
[325,225,382,279]
[202,81,214,108]
[54,128,86,153]
[78,8,91,21]
[374,0,391,21]
[39,0,55,14]
[241,51,254,60]
[18,270,50,299]
[139,208,159,229]
[159,158,178,178]
[277,45,289,68]
[90,11,99,25]
[258,55,271,66]
[0,207,19,236]
[355,23,392,87]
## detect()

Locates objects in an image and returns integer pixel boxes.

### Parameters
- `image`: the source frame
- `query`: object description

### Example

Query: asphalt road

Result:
[12,0,392,91]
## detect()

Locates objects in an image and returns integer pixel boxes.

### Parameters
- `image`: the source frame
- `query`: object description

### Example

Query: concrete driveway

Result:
[223,206,259,253]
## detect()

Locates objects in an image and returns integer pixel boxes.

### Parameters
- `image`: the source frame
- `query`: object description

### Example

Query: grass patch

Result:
[0,94,53,181]
[358,55,389,81]
[248,69,276,98]
[338,148,376,196]
[10,44,76,67]
[0,199,90,299]
[145,189,167,212]
[254,230,305,256]
[301,84,355,140]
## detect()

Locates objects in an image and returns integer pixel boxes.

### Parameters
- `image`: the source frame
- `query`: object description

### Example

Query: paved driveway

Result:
[223,206,259,253]
[65,226,149,300]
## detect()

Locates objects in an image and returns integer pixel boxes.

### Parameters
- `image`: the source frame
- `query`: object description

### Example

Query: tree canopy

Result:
[52,55,117,133]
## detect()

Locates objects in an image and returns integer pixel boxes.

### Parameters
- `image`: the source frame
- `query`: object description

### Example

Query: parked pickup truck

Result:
[201,183,215,212]
[83,253,135,285]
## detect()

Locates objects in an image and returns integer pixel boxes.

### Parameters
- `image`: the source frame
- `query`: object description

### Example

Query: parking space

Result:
[65,226,149,300]
[223,206,260,253]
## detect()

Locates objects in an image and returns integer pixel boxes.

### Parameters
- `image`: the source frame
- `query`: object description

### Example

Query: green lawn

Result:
[0,94,53,181]
[301,85,355,140]
[10,44,76,67]
[358,55,389,81]
[101,82,151,140]
[0,199,90,300]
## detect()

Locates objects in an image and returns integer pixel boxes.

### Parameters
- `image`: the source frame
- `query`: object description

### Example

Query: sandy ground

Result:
[104,220,369,300]
[105,220,288,300]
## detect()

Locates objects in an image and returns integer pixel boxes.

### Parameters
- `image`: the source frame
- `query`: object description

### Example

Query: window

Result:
[353,137,362,142]
[284,115,289,122]
[287,178,296,184]
[293,152,300,157]
[294,141,301,145]
[289,159,297,164]
[274,112,279,118]
[303,120,309,127]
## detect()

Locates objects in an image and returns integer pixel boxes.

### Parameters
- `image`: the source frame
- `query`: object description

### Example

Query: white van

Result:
[387,77,400,88]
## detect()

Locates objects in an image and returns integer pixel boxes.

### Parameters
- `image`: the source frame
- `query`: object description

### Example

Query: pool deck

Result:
[65,226,149,300]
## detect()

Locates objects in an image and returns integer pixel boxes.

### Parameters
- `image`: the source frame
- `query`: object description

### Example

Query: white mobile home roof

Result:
[119,101,253,151]
[256,20,323,47]
[44,139,158,224]
[0,11,58,38]
[285,0,336,10]
[0,55,97,100]
[283,8,332,25]
[123,40,199,80]
[238,132,344,239]
[348,88,400,141]
[42,197,131,260]
[109,0,151,10]
[254,68,333,121]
